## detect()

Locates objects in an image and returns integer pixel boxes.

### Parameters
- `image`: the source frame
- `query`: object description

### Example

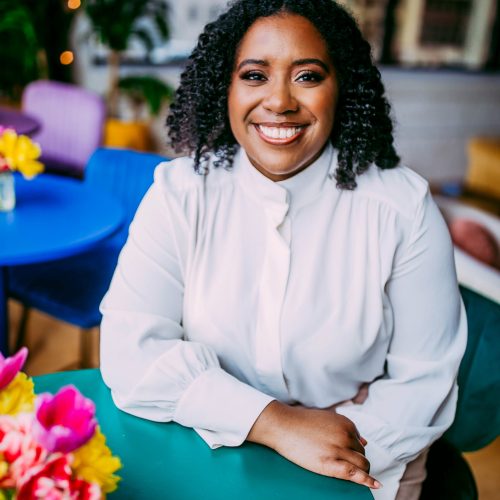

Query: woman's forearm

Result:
[247,400,381,490]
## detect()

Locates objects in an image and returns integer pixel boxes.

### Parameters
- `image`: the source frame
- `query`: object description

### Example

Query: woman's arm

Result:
[247,400,381,489]
[100,168,274,447]
[335,190,467,498]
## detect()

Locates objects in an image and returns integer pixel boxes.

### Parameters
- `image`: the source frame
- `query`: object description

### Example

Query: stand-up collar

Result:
[234,143,335,214]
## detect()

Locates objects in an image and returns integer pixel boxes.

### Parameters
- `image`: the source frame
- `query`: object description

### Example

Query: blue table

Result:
[0,174,123,353]
[34,369,373,499]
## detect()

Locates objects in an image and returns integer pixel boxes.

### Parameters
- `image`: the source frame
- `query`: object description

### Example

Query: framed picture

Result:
[392,0,497,69]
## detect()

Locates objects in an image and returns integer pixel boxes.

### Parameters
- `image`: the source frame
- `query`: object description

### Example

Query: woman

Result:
[100,1,467,499]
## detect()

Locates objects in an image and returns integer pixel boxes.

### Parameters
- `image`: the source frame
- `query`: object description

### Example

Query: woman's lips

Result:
[253,124,307,145]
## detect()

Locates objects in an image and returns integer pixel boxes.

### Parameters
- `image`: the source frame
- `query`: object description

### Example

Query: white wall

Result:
[382,69,500,181]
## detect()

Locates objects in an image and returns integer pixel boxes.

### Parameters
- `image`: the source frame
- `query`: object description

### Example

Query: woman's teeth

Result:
[258,125,303,139]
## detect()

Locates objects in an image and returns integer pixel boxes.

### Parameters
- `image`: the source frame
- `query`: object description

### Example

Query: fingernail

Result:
[373,481,383,488]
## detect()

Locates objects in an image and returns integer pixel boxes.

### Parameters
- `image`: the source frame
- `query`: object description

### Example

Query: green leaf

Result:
[83,0,170,52]
[118,75,175,116]
[131,27,155,53]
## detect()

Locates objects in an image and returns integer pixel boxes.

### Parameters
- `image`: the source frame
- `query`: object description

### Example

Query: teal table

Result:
[34,369,373,499]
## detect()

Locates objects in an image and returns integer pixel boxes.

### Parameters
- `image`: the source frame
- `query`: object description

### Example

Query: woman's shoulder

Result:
[153,154,232,194]
[352,162,430,220]
[153,155,201,192]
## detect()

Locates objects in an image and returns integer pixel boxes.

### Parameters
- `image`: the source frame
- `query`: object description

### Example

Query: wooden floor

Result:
[7,299,500,498]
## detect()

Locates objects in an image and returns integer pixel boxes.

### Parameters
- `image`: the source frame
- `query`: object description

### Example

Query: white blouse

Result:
[100,143,467,500]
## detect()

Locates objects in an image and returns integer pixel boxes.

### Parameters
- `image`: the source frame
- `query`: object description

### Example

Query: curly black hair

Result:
[166,0,399,190]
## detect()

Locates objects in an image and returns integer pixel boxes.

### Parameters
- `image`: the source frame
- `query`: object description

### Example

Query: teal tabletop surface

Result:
[34,369,373,500]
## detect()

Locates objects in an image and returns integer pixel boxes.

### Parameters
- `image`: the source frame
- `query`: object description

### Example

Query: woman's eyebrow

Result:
[236,58,329,72]
[292,58,330,72]
[237,59,268,70]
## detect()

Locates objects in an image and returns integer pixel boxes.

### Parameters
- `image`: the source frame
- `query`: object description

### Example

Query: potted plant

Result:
[84,0,170,113]
[104,74,174,150]
[0,2,40,103]
[0,0,78,105]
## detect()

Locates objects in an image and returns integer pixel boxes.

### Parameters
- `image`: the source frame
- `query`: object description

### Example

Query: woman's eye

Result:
[296,71,324,83]
[240,71,267,82]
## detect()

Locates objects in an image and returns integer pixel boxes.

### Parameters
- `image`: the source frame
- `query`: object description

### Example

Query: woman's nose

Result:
[262,79,298,114]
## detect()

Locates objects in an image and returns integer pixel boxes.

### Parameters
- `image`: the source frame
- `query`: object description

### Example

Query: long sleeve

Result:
[336,191,467,499]
[100,166,274,448]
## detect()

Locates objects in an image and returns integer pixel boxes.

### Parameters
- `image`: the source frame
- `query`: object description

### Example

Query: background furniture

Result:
[33,369,372,500]
[8,148,166,366]
[435,195,500,305]
[431,137,500,217]
[0,173,123,355]
[22,80,106,178]
[466,138,500,203]
[421,285,500,499]
[422,194,500,499]
[0,107,41,136]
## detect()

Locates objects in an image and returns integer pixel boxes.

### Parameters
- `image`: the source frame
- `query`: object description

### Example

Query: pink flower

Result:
[68,477,101,500]
[0,347,28,390]
[17,454,101,500]
[0,156,10,172]
[32,386,97,454]
[0,413,47,488]
[17,454,69,500]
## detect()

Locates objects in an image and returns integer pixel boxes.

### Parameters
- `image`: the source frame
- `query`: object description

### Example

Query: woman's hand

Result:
[247,401,381,490]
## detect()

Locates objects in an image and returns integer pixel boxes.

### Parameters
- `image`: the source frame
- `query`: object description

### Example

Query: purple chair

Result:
[22,80,106,178]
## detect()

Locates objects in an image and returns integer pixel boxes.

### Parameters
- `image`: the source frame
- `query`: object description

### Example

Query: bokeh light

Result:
[60,51,74,65]
[67,0,81,9]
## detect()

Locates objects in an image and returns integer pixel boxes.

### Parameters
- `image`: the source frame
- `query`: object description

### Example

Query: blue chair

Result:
[421,286,500,499]
[8,148,168,366]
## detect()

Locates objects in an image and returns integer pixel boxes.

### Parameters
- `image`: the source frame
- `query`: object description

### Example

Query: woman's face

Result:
[228,13,338,182]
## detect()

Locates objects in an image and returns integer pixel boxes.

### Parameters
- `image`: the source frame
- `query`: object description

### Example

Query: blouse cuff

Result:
[174,367,275,448]
[364,441,405,500]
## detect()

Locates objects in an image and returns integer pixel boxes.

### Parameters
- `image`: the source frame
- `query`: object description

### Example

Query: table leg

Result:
[0,266,8,355]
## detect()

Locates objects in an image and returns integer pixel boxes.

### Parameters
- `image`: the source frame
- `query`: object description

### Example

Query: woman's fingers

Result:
[352,427,367,447]
[340,449,371,473]
[250,403,379,490]
[350,435,366,455]
[325,459,381,489]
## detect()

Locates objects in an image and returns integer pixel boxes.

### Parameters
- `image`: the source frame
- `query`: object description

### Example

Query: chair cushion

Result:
[449,218,499,268]
[8,240,121,329]
[445,287,500,451]
[23,81,106,176]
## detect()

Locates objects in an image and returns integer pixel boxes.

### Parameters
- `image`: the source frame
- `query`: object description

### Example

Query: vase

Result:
[0,170,16,212]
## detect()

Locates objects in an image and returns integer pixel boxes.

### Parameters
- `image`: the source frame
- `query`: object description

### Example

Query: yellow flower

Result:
[0,373,35,416]
[0,455,8,482]
[0,129,44,179]
[71,428,122,495]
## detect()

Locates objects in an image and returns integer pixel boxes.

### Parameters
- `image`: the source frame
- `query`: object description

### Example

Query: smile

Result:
[254,124,307,145]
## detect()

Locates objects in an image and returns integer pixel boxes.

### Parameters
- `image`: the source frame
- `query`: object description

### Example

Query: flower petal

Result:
[33,386,97,453]
[0,347,28,390]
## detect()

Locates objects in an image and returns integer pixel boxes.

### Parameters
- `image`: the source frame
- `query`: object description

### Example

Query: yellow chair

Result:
[432,137,500,216]
[104,118,153,152]
[466,138,500,200]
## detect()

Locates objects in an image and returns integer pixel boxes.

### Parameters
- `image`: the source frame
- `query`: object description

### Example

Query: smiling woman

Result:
[166,0,400,188]
[227,14,338,181]
[99,2,467,500]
